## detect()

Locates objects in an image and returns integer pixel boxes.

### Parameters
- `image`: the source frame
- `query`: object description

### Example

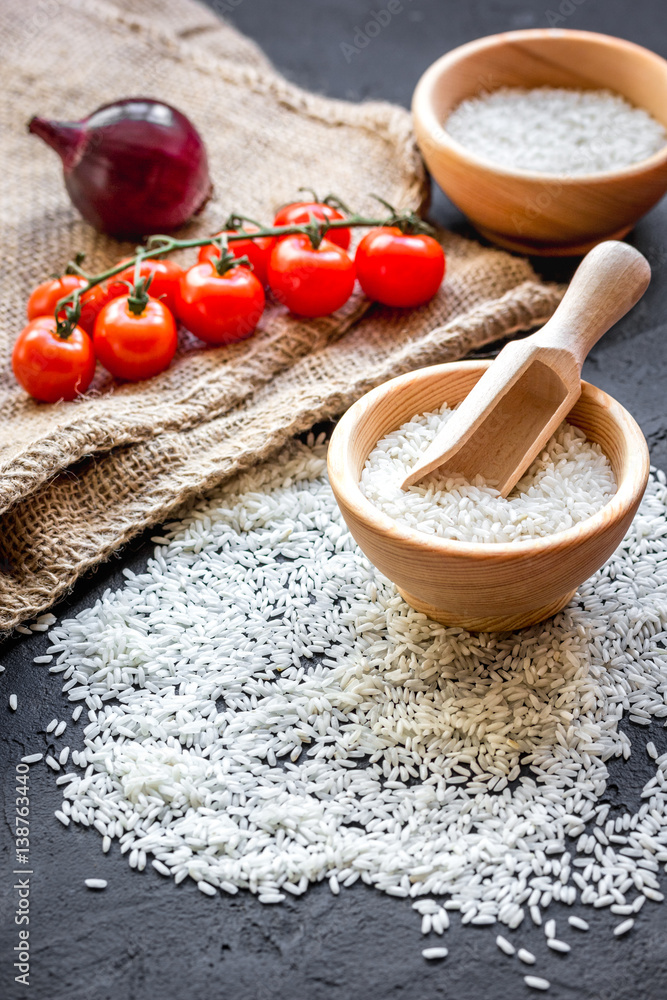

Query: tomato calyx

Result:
[51,252,96,339]
[54,300,82,341]
[43,253,89,339]
[273,193,353,251]
[292,211,340,251]
[302,214,330,251]
[126,273,155,316]
[209,234,252,276]
[370,195,434,236]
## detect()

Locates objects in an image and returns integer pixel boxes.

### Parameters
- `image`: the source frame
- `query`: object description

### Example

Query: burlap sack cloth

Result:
[0,0,564,631]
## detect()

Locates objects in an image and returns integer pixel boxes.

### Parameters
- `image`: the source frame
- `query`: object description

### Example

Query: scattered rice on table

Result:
[27,439,667,967]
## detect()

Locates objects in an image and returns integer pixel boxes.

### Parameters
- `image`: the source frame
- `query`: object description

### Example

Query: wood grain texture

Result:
[412,29,667,255]
[403,242,650,495]
[327,361,649,631]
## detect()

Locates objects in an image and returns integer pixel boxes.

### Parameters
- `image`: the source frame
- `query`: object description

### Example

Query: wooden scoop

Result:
[401,241,651,496]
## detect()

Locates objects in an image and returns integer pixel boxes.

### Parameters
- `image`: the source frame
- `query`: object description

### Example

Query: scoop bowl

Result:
[327,362,649,632]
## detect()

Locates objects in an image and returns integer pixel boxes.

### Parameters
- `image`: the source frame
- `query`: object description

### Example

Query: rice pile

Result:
[360,406,616,543]
[28,437,667,986]
[445,87,667,175]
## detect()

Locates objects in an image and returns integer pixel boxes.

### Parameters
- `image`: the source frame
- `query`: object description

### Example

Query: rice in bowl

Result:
[360,404,616,545]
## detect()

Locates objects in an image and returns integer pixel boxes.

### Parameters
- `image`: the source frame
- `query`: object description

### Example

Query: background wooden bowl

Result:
[327,361,649,632]
[412,29,667,256]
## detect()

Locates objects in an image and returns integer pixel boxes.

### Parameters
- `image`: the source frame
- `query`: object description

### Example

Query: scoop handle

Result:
[534,241,651,370]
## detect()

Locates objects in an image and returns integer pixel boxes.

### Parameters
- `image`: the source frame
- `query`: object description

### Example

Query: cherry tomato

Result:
[198,226,275,286]
[13,317,96,403]
[267,235,355,318]
[93,297,177,381]
[26,275,112,335]
[273,202,350,250]
[107,258,185,315]
[176,262,265,345]
[354,228,445,308]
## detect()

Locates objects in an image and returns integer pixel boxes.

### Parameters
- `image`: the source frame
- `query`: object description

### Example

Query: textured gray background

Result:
[2,1,667,998]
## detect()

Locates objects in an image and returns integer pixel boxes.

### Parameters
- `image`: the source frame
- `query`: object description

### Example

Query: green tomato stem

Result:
[53,209,430,335]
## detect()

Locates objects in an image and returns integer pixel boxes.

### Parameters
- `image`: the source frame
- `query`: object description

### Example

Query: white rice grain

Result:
[524,976,551,991]
[613,918,634,936]
[496,934,515,956]
[422,948,448,960]
[547,939,571,953]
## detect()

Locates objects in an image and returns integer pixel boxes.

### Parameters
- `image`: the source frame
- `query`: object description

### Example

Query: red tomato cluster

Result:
[13,200,446,403]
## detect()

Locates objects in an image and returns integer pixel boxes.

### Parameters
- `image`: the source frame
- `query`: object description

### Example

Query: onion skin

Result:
[28,98,212,239]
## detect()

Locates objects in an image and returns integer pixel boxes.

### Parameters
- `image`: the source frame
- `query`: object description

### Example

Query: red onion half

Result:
[28,98,212,239]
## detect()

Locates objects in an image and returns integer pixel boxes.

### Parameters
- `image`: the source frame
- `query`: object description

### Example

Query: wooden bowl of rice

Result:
[412,29,667,255]
[327,361,649,632]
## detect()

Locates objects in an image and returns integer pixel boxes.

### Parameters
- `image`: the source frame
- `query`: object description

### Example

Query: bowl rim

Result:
[412,27,667,184]
[327,360,650,562]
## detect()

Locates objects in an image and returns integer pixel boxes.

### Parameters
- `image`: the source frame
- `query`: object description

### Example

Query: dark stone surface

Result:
[2,2,667,998]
